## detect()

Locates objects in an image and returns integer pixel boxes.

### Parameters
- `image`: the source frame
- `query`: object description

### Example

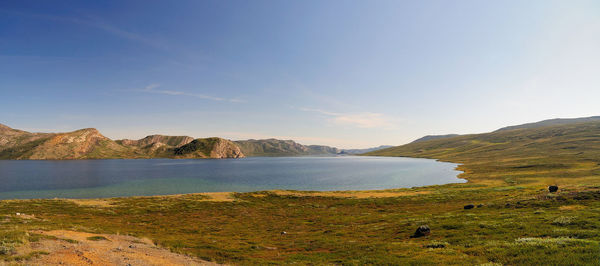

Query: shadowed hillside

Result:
[235,139,338,156]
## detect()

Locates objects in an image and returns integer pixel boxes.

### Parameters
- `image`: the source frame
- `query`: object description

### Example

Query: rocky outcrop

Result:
[174,138,245,159]
[118,135,194,148]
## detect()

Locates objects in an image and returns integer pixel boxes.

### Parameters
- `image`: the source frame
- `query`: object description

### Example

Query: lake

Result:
[0,156,464,199]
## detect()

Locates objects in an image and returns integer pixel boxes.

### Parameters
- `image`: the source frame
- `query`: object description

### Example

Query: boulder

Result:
[464,204,475,209]
[549,185,559,193]
[412,225,430,238]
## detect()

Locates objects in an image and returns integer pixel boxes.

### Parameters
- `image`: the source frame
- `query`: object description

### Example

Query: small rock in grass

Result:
[549,185,559,193]
[411,225,430,238]
[464,204,475,209]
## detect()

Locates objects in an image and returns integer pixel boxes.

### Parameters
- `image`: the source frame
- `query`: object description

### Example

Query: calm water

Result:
[0,156,464,199]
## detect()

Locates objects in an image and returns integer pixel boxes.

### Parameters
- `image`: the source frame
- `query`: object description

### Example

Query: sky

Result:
[1,0,599,148]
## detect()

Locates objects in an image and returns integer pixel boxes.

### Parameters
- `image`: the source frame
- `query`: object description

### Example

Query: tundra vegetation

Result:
[0,121,599,264]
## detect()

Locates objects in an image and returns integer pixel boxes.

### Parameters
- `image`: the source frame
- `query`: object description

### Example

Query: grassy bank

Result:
[1,122,599,264]
[0,183,599,264]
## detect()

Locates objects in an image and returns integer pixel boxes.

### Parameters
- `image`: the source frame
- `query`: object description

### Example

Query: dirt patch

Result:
[66,199,115,208]
[559,205,585,211]
[196,192,236,202]
[165,192,236,202]
[270,190,431,198]
[19,230,220,265]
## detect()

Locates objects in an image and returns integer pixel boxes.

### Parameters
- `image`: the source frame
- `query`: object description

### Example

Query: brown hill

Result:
[174,138,245,159]
[0,124,243,160]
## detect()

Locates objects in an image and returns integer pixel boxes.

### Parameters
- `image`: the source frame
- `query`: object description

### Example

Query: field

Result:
[1,122,599,265]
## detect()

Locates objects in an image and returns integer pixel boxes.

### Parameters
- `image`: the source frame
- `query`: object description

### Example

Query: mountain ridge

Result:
[0,124,347,159]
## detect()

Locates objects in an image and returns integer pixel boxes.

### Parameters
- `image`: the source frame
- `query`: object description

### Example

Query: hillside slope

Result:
[0,127,138,160]
[495,116,600,132]
[367,121,600,184]
[410,134,459,143]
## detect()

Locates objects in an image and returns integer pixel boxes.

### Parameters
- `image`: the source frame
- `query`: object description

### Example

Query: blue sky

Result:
[1,0,599,148]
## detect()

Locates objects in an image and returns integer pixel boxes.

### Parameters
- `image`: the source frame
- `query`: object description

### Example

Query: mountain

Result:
[495,116,600,132]
[410,134,459,143]
[0,124,346,159]
[338,145,394,155]
[234,139,338,156]
[0,124,243,160]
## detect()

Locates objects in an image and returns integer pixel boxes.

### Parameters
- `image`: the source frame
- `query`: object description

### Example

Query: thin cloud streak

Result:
[299,107,397,129]
[1,9,169,51]
[134,84,245,103]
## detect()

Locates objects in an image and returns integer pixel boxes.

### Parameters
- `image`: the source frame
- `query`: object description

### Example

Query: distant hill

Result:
[366,119,600,169]
[339,145,393,155]
[234,139,338,157]
[0,124,347,159]
[410,134,459,143]
[495,116,600,132]
[366,116,600,189]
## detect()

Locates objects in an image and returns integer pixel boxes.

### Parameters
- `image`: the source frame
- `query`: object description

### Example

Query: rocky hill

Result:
[174,138,245,159]
[1,124,349,159]
[117,135,195,157]
[0,124,243,160]
[0,126,138,159]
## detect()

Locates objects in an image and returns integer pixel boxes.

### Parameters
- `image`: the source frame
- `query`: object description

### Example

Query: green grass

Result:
[0,188,598,264]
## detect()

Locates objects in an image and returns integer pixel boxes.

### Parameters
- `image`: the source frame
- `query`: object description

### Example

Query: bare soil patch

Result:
[18,230,220,265]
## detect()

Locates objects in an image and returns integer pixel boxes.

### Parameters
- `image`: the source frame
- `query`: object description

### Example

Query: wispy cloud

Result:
[299,107,397,129]
[1,9,168,51]
[133,84,245,103]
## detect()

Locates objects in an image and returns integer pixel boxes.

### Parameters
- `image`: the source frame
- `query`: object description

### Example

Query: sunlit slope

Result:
[367,121,600,185]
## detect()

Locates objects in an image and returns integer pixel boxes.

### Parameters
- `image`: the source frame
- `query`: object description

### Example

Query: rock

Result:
[464,204,475,209]
[411,225,430,238]
[477,204,484,208]
[549,185,559,193]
